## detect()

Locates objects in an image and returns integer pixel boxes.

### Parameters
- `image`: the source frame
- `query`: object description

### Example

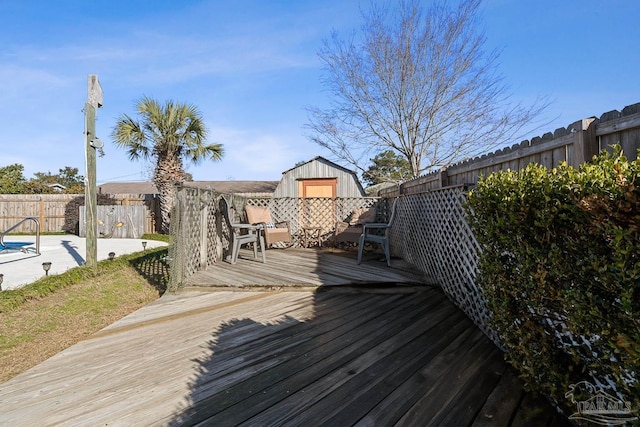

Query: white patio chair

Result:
[357,198,399,267]
[220,197,266,264]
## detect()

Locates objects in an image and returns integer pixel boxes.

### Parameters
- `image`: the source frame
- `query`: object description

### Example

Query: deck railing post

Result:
[199,189,209,270]
[168,189,185,292]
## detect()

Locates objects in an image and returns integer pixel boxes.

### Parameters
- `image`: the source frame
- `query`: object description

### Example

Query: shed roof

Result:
[281,156,358,177]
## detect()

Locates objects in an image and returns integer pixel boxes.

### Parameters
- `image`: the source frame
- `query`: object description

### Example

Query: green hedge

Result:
[466,146,639,414]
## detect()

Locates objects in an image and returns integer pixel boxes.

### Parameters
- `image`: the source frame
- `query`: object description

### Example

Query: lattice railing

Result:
[168,188,380,290]
[244,197,380,245]
[390,189,498,343]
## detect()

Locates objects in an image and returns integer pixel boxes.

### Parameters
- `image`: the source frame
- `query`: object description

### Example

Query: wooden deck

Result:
[186,247,427,289]
[0,249,570,426]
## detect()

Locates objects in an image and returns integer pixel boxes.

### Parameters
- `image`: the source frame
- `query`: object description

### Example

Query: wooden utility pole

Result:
[85,75,103,270]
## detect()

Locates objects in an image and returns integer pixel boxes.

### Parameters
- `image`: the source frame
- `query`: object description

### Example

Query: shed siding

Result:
[274,159,365,198]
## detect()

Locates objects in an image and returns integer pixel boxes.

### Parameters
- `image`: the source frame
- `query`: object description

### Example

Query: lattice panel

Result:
[390,190,498,344]
[169,188,205,285]
[167,194,182,291]
[169,188,227,287]
[297,198,334,231]
[245,197,380,246]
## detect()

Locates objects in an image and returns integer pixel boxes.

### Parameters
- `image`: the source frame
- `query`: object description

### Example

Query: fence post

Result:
[571,117,598,167]
[38,197,45,233]
[439,167,449,188]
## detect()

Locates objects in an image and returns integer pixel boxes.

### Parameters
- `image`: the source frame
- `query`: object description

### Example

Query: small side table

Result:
[300,227,322,248]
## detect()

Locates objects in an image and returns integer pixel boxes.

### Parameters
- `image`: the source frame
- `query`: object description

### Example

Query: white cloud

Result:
[0,64,70,99]
[183,125,313,181]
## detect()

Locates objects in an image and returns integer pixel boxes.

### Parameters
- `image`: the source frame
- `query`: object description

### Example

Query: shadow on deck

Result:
[169,286,568,426]
[177,248,569,425]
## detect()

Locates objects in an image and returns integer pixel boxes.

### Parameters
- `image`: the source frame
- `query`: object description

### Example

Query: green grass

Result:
[141,233,171,243]
[0,234,171,313]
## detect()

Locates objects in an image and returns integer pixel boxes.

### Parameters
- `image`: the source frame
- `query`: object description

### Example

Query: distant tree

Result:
[21,179,53,194]
[0,164,84,194]
[306,0,548,178]
[56,166,85,192]
[112,97,224,233]
[362,150,412,186]
[0,164,27,194]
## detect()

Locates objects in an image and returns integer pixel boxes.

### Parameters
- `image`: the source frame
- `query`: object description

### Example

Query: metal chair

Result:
[357,198,399,267]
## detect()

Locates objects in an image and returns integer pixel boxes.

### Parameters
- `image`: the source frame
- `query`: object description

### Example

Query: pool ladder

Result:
[0,217,41,255]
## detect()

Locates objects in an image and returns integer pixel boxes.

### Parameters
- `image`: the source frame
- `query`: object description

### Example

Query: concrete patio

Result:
[0,235,167,290]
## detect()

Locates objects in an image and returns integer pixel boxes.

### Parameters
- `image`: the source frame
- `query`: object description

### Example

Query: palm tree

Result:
[112,97,223,234]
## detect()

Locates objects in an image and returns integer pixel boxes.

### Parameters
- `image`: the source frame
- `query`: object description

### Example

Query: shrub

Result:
[466,146,639,415]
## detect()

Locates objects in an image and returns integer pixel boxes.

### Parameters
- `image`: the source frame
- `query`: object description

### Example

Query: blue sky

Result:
[1,0,639,184]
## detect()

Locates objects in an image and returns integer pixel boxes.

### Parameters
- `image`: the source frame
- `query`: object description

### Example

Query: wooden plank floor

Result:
[0,285,569,426]
[186,247,427,289]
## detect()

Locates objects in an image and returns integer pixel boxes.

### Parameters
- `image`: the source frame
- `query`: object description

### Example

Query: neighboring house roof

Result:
[97,181,279,195]
[98,182,158,195]
[47,183,67,192]
[365,181,398,195]
[184,181,279,194]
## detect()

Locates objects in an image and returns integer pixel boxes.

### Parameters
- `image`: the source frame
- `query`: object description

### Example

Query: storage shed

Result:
[273,157,366,198]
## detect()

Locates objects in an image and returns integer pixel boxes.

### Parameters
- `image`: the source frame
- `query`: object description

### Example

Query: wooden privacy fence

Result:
[0,193,159,234]
[382,101,640,196]
[78,205,146,239]
[0,194,77,233]
[168,186,381,290]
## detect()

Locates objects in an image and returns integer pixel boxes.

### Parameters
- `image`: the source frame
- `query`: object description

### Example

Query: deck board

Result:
[186,247,425,288]
[0,249,570,426]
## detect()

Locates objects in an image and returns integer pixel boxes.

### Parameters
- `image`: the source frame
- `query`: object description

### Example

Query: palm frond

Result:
[112,96,223,168]
[111,114,151,160]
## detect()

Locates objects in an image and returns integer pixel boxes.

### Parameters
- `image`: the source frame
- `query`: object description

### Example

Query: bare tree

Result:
[306,0,548,178]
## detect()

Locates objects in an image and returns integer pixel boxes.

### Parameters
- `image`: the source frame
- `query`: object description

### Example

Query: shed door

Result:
[299,178,337,229]
[300,178,337,198]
